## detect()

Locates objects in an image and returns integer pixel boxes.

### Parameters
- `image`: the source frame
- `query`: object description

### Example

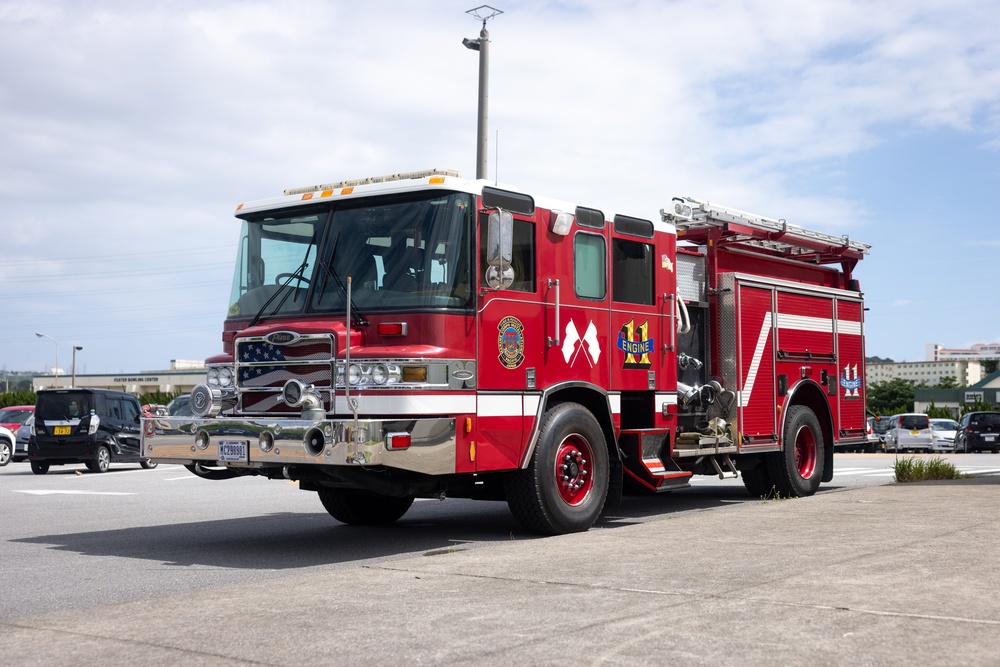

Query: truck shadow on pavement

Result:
[11,484,777,572]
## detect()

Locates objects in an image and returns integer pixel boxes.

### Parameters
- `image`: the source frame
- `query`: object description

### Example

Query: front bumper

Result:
[142,415,457,476]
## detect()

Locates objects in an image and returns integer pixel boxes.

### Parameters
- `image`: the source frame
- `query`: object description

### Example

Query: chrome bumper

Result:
[142,415,456,476]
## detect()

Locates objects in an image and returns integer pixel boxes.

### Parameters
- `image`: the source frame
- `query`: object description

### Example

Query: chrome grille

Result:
[235,334,335,413]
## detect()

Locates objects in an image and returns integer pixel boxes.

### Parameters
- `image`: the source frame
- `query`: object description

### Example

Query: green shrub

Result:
[894,457,966,483]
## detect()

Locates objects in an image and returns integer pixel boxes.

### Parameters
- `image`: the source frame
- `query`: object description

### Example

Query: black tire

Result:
[504,402,609,535]
[317,488,414,526]
[741,463,776,498]
[767,405,824,498]
[0,439,11,466]
[30,461,49,475]
[86,445,111,473]
[140,459,158,469]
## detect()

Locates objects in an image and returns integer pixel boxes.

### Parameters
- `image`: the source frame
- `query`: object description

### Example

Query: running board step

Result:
[619,428,693,493]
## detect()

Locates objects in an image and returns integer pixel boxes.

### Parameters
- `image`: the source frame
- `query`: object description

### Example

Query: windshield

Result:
[228,210,322,319]
[872,417,893,434]
[36,393,94,420]
[899,415,929,429]
[0,408,31,424]
[931,420,958,431]
[227,192,474,321]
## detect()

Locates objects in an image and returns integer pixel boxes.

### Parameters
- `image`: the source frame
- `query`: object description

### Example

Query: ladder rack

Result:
[661,197,871,266]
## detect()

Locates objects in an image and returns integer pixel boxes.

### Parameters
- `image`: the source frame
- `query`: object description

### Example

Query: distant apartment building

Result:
[926,343,1000,362]
[866,359,982,387]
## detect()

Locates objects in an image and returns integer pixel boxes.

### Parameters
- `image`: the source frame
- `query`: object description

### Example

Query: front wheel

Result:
[140,459,158,469]
[86,445,111,473]
[505,402,609,535]
[317,488,414,525]
[0,440,11,466]
[767,405,824,497]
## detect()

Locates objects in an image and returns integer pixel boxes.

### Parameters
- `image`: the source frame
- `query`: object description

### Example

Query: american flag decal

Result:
[235,335,335,410]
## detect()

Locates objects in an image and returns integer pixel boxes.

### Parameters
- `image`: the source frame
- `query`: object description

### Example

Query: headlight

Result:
[348,364,363,386]
[372,364,388,385]
[207,367,220,387]
[218,367,234,388]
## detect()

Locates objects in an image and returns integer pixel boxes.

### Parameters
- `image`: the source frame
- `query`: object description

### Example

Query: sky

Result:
[2,0,1000,377]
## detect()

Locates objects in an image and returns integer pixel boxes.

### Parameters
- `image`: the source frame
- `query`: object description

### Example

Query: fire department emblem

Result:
[618,318,654,369]
[840,364,861,399]
[497,316,525,369]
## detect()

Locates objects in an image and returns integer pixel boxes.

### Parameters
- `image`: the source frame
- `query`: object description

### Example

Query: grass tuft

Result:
[894,457,967,483]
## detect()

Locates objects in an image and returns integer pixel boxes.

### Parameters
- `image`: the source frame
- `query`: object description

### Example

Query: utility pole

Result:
[463,5,503,180]
[72,345,83,388]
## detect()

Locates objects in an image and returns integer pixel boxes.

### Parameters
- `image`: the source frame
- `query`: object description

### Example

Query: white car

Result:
[929,418,959,452]
[884,413,934,453]
[0,425,14,466]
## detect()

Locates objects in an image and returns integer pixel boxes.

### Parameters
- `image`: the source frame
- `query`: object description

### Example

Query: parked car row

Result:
[863,412,1000,454]
[0,390,192,474]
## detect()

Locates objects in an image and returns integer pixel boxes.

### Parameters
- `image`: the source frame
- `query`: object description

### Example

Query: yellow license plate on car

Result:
[910,429,920,435]
[54,426,71,435]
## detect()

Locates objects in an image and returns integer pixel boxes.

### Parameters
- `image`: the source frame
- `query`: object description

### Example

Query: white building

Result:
[866,359,982,387]
[926,343,1000,362]
[33,360,205,395]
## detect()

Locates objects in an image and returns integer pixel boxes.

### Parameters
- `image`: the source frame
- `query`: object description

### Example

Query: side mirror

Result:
[485,210,514,290]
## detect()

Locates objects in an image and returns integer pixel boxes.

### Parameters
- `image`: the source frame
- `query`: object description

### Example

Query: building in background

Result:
[914,371,1000,415]
[866,359,982,387]
[926,343,1000,362]
[32,360,205,395]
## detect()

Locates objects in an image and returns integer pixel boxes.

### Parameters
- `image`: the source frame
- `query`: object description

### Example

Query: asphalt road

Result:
[1,453,998,665]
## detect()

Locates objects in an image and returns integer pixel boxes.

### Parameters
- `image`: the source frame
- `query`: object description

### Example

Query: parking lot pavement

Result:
[2,475,998,665]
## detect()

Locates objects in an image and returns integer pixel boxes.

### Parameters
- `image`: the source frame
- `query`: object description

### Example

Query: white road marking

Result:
[16,490,136,496]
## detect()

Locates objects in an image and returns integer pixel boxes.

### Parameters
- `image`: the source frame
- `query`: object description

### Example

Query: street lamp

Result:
[463,5,503,180]
[72,345,83,388]
[35,332,59,388]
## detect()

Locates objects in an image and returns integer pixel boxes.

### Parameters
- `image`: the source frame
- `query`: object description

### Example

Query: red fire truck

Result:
[143,169,870,535]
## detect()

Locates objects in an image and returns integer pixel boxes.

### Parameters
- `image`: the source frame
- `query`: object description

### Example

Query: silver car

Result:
[929,418,959,453]
[884,413,934,453]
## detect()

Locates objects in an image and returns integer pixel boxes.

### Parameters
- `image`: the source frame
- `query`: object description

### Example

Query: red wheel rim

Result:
[794,424,817,479]
[554,434,594,505]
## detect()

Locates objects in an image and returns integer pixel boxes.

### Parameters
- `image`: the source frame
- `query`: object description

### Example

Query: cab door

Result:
[608,218,669,395]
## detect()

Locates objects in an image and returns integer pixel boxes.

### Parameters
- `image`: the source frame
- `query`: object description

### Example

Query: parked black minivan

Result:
[29,388,157,474]
[954,411,1000,453]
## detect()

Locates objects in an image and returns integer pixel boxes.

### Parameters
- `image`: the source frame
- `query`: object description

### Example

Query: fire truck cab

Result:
[143,169,869,535]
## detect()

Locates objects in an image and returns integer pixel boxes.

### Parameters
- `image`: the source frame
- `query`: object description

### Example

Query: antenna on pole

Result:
[463,5,503,180]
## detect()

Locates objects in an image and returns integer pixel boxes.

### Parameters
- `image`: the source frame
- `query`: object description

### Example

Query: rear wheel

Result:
[140,459,158,469]
[317,488,414,526]
[86,445,111,473]
[30,461,49,475]
[0,439,11,466]
[767,405,824,497]
[504,402,609,535]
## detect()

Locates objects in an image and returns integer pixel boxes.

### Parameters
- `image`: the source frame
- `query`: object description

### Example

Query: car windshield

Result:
[931,421,958,431]
[872,418,893,434]
[36,393,94,420]
[899,415,929,429]
[970,413,1000,427]
[226,191,475,322]
[0,408,31,423]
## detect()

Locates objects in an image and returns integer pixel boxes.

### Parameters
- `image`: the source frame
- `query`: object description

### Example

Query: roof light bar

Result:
[283,169,461,196]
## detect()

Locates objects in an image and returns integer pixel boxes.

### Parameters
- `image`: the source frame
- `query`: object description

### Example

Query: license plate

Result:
[218,440,248,462]
[54,426,71,436]
[910,429,920,435]
[986,435,996,442]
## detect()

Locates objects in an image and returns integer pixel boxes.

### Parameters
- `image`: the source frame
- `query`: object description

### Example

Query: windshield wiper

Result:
[320,233,368,327]
[246,260,309,329]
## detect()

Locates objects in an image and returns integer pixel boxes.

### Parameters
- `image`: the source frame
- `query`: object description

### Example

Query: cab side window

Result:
[106,398,122,420]
[480,218,536,292]
[613,238,654,305]
[574,233,606,300]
